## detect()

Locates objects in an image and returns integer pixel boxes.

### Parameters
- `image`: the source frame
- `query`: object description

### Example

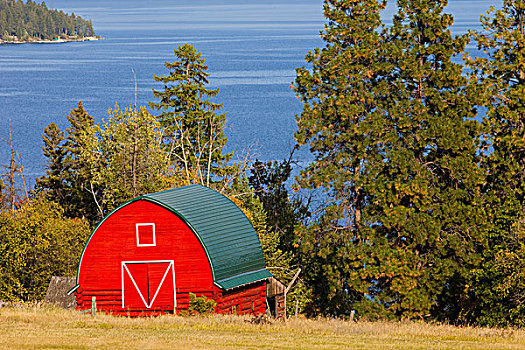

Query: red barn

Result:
[68,184,272,316]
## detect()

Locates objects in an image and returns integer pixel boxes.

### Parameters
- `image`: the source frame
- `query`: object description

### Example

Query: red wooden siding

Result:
[75,200,267,316]
[76,200,215,315]
[216,282,266,315]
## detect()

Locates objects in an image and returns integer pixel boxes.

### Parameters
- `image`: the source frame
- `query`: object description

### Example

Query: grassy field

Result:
[0,305,524,349]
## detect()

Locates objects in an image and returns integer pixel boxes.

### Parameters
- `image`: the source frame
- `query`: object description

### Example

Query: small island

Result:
[0,0,99,45]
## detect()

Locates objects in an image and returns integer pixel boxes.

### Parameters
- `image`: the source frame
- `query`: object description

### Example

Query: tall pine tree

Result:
[294,0,485,319]
[365,0,485,320]
[293,0,390,316]
[35,123,69,204]
[37,101,100,223]
[150,44,232,187]
[464,0,525,327]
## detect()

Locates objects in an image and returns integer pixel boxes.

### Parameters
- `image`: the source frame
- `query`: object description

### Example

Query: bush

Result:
[188,292,216,315]
[0,195,91,301]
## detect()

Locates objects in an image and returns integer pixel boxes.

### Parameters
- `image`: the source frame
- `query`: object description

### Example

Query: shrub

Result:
[188,292,216,315]
[0,195,91,301]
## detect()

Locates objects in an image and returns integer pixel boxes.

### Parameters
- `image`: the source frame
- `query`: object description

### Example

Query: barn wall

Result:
[76,200,216,316]
[216,281,266,315]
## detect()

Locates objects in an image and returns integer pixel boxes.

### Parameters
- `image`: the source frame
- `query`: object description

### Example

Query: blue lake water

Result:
[0,0,495,184]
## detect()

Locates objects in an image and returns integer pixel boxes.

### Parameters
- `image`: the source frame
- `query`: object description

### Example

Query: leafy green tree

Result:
[463,0,525,327]
[93,104,169,213]
[0,195,91,301]
[150,44,233,187]
[39,102,172,221]
[294,0,485,319]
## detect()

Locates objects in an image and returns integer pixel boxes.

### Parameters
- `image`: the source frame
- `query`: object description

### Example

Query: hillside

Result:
[0,0,96,44]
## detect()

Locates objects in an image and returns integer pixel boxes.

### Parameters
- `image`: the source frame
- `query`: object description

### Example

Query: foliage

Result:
[91,104,169,214]
[462,0,525,327]
[37,102,169,222]
[34,123,68,207]
[0,194,91,301]
[248,156,310,252]
[227,176,312,315]
[64,101,100,221]
[188,292,216,315]
[293,0,391,317]
[36,101,100,223]
[293,0,485,320]
[474,217,525,327]
[0,0,94,41]
[294,0,387,318]
[150,44,234,187]
[227,176,294,278]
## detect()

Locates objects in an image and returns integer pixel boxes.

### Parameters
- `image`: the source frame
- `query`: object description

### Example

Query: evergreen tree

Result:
[249,156,310,253]
[293,0,390,317]
[35,123,69,205]
[150,44,233,187]
[463,0,525,327]
[294,0,485,319]
[63,101,100,222]
[369,0,484,320]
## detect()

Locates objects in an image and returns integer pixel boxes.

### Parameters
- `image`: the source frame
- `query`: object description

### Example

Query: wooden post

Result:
[91,297,97,317]
[295,299,299,319]
[284,292,286,321]
[284,268,301,322]
[350,310,355,321]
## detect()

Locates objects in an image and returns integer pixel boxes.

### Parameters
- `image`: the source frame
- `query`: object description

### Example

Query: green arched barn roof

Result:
[143,184,271,289]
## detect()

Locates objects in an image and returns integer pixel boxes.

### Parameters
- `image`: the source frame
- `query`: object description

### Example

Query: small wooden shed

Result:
[266,277,286,318]
[68,184,272,316]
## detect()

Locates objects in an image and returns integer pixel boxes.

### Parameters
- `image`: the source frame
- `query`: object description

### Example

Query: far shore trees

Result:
[0,0,95,42]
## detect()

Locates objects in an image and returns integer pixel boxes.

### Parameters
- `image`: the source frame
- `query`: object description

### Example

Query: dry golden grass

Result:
[0,305,524,349]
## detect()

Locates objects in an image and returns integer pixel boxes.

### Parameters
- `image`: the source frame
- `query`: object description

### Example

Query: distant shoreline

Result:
[0,36,103,45]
